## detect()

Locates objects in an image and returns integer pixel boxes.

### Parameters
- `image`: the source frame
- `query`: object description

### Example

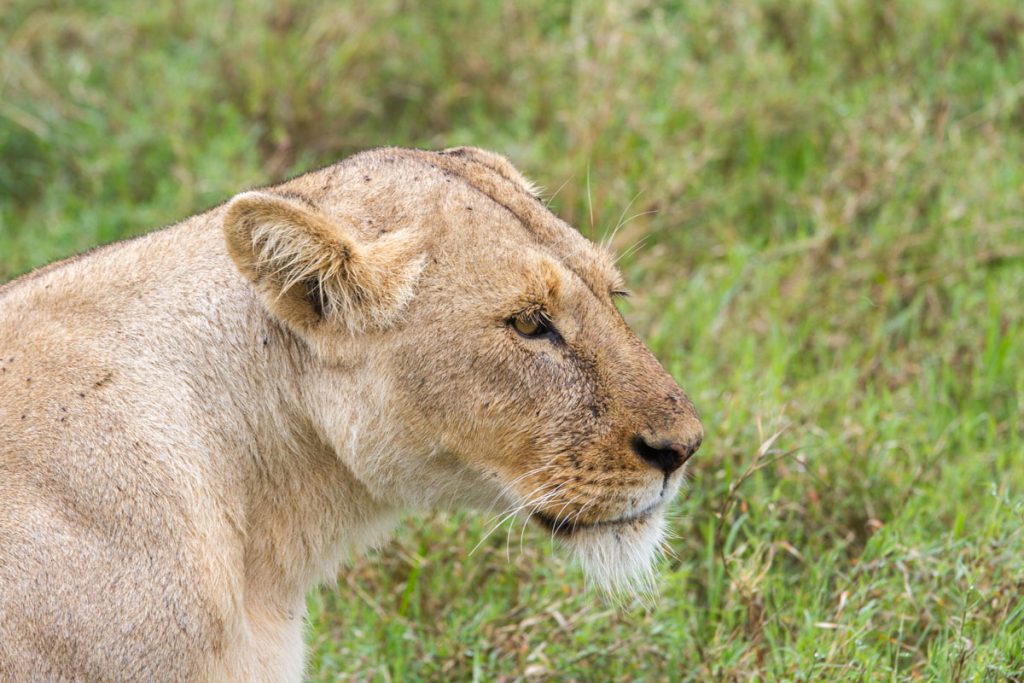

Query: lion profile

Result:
[0,147,701,681]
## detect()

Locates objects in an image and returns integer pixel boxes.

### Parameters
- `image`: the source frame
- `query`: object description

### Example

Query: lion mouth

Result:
[532,499,662,537]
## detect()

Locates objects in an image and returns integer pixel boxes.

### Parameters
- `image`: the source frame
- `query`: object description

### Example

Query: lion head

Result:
[223,146,702,595]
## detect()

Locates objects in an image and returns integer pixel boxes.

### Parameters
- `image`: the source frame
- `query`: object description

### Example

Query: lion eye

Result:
[511,313,550,338]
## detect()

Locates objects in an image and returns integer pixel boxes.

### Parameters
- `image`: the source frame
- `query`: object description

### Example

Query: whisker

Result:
[547,493,585,547]
[602,189,644,251]
[470,481,561,556]
[506,484,567,560]
[586,164,594,235]
[479,465,558,524]
[544,176,573,208]
[613,235,651,265]
[515,482,572,556]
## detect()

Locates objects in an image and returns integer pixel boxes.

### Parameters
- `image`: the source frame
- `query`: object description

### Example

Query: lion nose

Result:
[631,433,702,476]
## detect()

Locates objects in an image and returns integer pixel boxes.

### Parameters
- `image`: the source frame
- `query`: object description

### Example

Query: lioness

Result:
[0,147,702,681]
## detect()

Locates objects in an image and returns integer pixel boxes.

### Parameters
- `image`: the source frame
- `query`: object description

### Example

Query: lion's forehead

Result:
[281,147,623,299]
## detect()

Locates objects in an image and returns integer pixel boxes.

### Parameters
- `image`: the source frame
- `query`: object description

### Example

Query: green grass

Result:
[3,1,1023,680]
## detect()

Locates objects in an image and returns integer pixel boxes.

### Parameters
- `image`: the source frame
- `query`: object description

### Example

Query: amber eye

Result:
[513,316,540,336]
[510,312,551,338]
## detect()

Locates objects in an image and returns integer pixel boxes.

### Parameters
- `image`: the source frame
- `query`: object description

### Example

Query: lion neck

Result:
[194,274,401,618]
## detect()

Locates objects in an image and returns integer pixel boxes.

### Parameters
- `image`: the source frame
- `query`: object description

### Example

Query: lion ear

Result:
[223,191,424,336]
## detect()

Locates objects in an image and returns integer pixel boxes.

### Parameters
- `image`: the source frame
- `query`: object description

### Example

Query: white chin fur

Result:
[565,509,668,601]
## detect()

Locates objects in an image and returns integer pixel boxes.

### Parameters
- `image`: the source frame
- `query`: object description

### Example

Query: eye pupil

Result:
[512,314,545,337]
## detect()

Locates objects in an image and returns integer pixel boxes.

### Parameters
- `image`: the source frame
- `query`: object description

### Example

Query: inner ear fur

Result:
[223,190,424,336]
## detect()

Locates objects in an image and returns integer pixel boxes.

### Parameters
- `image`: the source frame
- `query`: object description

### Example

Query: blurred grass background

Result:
[2,0,1023,680]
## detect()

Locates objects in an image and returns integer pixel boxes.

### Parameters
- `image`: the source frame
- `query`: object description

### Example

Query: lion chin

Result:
[556,509,669,600]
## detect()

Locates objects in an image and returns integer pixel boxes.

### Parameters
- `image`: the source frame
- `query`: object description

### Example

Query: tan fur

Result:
[0,147,702,681]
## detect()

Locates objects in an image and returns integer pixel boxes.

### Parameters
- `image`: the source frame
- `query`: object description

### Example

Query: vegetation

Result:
[2,1,1022,680]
